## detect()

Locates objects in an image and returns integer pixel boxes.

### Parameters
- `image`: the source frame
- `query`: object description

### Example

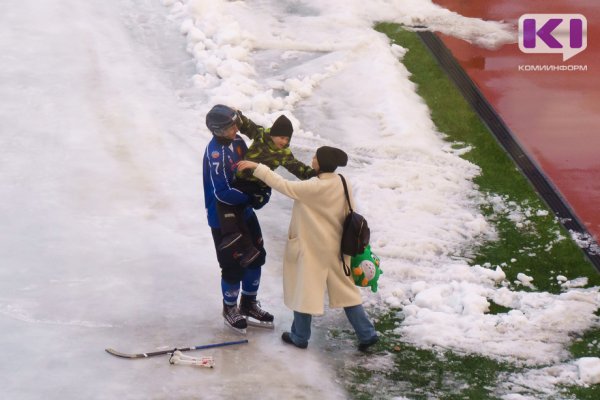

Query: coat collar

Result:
[318,172,338,180]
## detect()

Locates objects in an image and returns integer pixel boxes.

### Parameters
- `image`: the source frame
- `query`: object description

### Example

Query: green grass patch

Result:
[569,328,600,358]
[347,347,509,400]
[334,23,600,399]
[488,299,512,315]
[340,311,516,400]
[374,23,598,294]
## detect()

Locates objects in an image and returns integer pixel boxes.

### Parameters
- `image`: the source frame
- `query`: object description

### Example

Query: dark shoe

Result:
[239,246,260,268]
[218,233,243,251]
[240,297,274,322]
[358,335,379,352]
[281,332,307,349]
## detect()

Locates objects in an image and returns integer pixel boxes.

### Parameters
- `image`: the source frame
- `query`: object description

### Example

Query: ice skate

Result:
[240,297,274,329]
[223,302,247,334]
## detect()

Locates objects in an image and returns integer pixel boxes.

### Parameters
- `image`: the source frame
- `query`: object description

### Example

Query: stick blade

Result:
[105,348,144,359]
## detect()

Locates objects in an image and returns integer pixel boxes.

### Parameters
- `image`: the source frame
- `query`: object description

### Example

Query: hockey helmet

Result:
[206,104,239,137]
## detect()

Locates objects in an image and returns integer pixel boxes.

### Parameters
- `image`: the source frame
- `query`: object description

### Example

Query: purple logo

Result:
[518,14,587,61]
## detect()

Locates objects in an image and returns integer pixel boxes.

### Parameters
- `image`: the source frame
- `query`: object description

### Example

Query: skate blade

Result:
[246,318,275,330]
[223,319,247,335]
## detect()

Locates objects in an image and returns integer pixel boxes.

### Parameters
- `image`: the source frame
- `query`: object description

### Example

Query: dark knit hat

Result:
[316,146,348,173]
[270,115,293,138]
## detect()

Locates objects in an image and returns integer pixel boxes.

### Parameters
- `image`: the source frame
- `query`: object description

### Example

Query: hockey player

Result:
[202,104,274,333]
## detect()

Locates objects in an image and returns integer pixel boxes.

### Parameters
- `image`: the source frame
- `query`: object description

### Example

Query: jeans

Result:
[289,304,377,346]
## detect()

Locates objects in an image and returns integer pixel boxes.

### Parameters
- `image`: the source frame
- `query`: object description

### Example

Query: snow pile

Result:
[496,357,600,398]
[577,357,600,385]
[393,264,599,366]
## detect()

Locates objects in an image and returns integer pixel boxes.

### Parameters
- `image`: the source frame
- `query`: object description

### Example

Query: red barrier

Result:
[433,0,600,240]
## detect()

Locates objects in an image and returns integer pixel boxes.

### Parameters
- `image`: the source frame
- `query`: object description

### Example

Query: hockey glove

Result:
[250,191,270,210]
[235,110,246,129]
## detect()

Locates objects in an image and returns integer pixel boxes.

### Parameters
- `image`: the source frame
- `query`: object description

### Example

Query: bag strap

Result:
[339,174,351,277]
[339,174,353,212]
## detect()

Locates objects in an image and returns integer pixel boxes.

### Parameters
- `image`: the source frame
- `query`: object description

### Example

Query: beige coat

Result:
[253,163,362,315]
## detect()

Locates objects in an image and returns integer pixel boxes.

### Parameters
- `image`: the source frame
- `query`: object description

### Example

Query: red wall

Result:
[433,0,600,240]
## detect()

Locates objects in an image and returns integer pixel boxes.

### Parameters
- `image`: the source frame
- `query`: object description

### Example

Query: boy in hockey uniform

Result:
[203,105,275,333]
[215,110,317,267]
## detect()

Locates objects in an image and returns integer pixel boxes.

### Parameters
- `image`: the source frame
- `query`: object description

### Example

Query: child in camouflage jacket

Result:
[216,112,317,267]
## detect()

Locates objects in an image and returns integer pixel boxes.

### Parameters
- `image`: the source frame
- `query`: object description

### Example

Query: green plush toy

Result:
[350,244,382,293]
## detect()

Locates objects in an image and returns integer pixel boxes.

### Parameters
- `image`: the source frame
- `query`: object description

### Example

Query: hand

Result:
[235,110,244,128]
[250,191,270,210]
[237,161,258,171]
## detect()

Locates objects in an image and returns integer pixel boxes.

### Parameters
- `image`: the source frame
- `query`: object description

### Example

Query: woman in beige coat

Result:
[238,146,378,351]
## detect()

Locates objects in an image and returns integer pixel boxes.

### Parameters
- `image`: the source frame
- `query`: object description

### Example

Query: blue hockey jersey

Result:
[202,135,254,228]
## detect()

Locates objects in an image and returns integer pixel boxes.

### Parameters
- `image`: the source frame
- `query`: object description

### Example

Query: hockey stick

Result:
[105,339,249,359]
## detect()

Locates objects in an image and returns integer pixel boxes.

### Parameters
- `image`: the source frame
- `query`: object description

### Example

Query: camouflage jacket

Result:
[236,114,317,186]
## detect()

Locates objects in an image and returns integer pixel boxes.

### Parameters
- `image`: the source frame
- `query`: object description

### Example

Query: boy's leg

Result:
[210,227,247,332]
[235,211,262,268]
[216,201,243,250]
[221,279,247,332]
[240,212,266,267]
[238,213,272,324]
[239,267,274,324]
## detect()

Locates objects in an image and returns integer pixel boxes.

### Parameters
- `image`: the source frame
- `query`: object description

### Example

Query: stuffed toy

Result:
[350,245,382,293]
